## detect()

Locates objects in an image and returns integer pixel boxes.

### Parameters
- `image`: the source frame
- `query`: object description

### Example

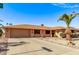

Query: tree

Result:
[58,12,79,46]
[0,20,4,37]
[0,4,3,37]
[6,23,13,25]
[0,3,3,8]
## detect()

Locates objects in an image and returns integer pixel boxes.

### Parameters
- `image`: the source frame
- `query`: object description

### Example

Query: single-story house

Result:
[2,24,79,38]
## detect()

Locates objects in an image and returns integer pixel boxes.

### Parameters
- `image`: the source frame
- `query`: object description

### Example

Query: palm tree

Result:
[58,12,79,46]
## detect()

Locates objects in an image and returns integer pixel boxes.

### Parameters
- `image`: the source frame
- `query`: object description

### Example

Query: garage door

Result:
[10,29,31,38]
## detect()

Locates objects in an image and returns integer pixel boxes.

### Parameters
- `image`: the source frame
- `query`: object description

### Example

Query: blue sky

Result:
[0,3,79,27]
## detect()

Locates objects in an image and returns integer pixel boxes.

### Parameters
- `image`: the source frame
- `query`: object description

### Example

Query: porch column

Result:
[31,29,34,37]
[40,30,44,37]
[50,30,52,37]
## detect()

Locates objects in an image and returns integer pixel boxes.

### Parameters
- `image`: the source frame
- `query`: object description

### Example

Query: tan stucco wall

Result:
[5,28,55,38]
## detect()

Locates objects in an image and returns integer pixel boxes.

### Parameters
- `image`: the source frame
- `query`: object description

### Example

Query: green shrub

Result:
[60,32,66,38]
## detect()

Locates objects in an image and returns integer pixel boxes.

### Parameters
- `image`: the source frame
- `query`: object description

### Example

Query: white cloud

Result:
[52,3,79,8]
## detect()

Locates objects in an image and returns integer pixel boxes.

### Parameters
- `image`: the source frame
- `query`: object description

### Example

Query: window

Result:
[34,30,40,34]
[45,30,50,34]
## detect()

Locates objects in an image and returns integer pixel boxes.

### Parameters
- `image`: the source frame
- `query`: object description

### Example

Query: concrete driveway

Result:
[4,38,79,55]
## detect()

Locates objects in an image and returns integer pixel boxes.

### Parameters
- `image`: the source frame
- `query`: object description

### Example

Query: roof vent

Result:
[41,24,44,26]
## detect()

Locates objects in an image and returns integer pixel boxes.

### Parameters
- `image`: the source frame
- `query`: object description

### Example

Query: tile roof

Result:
[4,24,79,31]
[4,24,51,30]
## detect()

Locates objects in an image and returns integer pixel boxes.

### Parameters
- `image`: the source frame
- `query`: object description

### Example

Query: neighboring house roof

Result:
[3,24,79,31]
[50,26,65,30]
[69,27,79,31]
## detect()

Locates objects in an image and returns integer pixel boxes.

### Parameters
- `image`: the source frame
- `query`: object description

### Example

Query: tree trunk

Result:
[65,27,75,46]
